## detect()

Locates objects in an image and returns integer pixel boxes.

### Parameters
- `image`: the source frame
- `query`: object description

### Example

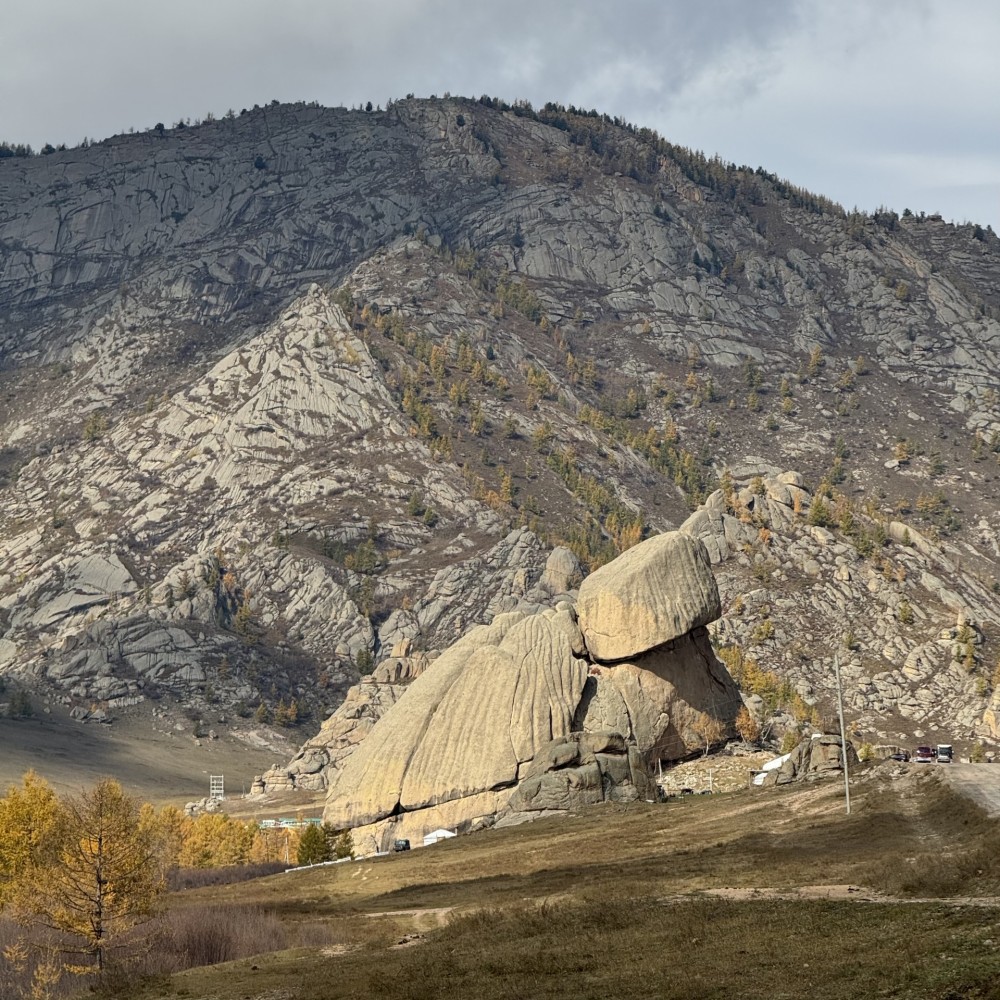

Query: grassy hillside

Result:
[100,764,1000,999]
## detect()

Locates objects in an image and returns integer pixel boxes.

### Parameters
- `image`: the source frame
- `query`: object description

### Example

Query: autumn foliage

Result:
[0,772,309,993]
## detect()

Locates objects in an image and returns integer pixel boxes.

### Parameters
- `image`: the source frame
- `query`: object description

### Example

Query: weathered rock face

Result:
[254,652,433,793]
[324,609,588,830]
[323,531,740,851]
[682,470,1000,745]
[3,96,1000,783]
[0,282,555,721]
[577,532,720,663]
[575,628,742,760]
[501,731,656,819]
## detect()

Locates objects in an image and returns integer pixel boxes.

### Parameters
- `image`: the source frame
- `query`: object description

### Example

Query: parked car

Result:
[392,839,411,852]
[913,746,935,763]
[936,744,953,763]
[888,750,910,762]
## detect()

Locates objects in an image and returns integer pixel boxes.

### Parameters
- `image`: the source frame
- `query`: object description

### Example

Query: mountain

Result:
[2,96,1000,790]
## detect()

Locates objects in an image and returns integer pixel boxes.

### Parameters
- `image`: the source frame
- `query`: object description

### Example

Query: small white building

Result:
[422,828,457,847]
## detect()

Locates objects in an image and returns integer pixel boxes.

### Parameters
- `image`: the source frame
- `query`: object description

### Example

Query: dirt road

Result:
[938,762,1000,816]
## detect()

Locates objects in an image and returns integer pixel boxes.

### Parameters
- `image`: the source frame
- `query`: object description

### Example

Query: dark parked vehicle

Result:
[392,839,411,852]
[889,750,910,762]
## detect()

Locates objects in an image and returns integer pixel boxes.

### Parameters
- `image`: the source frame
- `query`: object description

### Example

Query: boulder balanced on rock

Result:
[577,531,721,662]
[322,531,741,853]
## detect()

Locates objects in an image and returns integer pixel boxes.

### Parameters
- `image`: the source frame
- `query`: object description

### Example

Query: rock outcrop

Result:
[322,531,742,853]
[758,736,859,787]
[682,469,1000,744]
[500,731,656,821]
[252,652,433,794]
[253,544,583,795]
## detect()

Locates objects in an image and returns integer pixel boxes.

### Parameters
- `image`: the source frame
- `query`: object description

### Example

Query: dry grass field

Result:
[95,761,1000,1000]
[0,708,294,803]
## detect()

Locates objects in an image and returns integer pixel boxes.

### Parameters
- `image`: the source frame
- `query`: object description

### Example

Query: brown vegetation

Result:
[30,764,996,999]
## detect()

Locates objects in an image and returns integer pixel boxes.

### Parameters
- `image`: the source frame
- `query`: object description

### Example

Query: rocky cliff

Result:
[2,96,999,774]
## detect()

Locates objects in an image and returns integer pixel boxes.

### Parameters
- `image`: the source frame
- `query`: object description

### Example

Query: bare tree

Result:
[692,713,725,756]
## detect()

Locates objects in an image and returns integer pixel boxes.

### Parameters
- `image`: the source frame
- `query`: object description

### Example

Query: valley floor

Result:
[0,705,293,802]
[112,761,1000,1000]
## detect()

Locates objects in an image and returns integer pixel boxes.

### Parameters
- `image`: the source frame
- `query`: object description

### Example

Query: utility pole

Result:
[834,653,851,815]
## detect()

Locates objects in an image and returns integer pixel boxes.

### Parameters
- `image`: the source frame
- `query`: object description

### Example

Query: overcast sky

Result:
[2,0,998,230]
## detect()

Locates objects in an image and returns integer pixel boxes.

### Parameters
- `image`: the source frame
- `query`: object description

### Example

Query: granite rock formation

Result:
[321,531,741,853]
[758,736,860,786]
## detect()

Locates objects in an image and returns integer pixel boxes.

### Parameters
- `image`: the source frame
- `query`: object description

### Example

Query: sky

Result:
[2,0,998,230]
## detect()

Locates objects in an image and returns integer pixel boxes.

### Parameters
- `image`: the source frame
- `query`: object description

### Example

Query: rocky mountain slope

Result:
[2,96,1000,778]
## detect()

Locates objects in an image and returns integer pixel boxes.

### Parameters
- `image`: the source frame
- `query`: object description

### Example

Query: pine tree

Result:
[296,823,331,866]
[331,828,355,860]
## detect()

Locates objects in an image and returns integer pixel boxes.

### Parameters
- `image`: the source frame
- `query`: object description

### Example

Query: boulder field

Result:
[320,531,742,853]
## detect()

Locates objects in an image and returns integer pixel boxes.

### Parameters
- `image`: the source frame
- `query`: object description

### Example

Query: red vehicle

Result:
[913,746,935,763]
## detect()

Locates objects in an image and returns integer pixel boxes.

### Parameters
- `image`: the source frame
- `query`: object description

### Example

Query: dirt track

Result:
[938,761,1000,817]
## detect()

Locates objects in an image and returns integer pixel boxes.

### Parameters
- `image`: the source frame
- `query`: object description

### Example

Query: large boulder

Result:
[324,611,588,831]
[539,546,583,596]
[322,532,740,851]
[574,627,743,761]
[576,531,720,663]
[761,735,859,786]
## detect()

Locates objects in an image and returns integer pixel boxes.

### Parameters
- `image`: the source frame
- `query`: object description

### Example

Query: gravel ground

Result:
[937,761,1000,817]
[658,748,776,795]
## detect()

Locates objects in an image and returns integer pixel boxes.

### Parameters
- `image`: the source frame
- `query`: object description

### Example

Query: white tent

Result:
[422,828,457,847]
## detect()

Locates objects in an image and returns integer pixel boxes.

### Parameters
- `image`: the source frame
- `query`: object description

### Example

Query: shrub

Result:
[166,862,287,891]
[355,648,375,675]
[735,706,761,745]
[780,730,800,753]
[155,904,286,970]
[82,411,108,442]
[7,688,33,719]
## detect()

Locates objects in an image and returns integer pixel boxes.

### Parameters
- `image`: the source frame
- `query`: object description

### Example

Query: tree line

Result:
[0,772,352,993]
